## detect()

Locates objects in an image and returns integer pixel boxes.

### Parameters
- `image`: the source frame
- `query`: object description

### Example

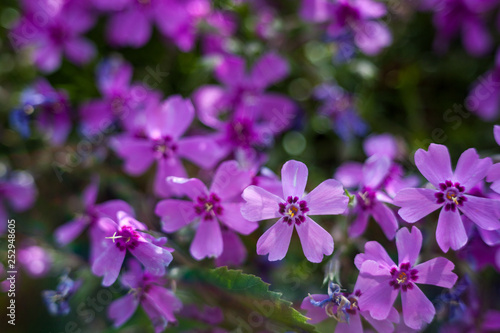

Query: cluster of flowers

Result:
[3,0,500,332]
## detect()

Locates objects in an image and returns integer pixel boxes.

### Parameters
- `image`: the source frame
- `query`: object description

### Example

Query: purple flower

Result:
[487,125,500,191]
[91,211,173,286]
[394,144,500,252]
[110,95,225,197]
[466,52,500,120]
[155,160,256,260]
[108,260,182,332]
[0,170,36,235]
[101,0,209,51]
[241,160,348,262]
[301,0,392,56]
[420,0,495,57]
[313,83,368,141]
[335,156,399,239]
[79,57,161,136]
[11,1,95,72]
[301,282,399,332]
[356,226,458,330]
[54,177,134,263]
[10,79,71,145]
[42,274,81,316]
[193,53,296,158]
[18,244,52,278]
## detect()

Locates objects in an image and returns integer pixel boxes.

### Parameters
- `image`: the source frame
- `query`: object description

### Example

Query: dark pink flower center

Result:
[345,289,362,315]
[389,262,418,292]
[335,3,361,28]
[279,196,309,226]
[48,24,69,45]
[226,118,257,147]
[106,226,140,251]
[435,180,466,212]
[152,136,177,159]
[194,193,223,221]
[356,187,376,210]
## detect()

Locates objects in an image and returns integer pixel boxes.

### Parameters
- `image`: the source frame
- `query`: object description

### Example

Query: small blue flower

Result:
[42,274,80,316]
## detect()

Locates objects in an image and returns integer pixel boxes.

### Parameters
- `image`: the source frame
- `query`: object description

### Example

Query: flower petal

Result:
[460,195,500,230]
[54,217,87,246]
[396,226,422,267]
[363,155,391,189]
[92,242,125,287]
[108,294,139,328]
[155,199,196,233]
[354,241,396,270]
[110,135,155,175]
[372,201,399,240]
[296,216,334,263]
[453,148,492,189]
[281,160,308,198]
[218,203,257,235]
[256,219,293,261]
[414,144,453,188]
[241,185,282,221]
[147,95,194,139]
[250,52,289,90]
[401,286,435,330]
[154,157,188,198]
[413,257,457,288]
[300,294,330,324]
[334,162,364,189]
[436,208,468,253]
[215,229,247,267]
[143,285,182,322]
[190,220,223,260]
[495,125,500,146]
[394,188,442,223]
[349,210,370,238]
[177,135,226,169]
[130,242,173,276]
[210,160,253,200]
[303,179,348,216]
[336,313,363,333]
[167,176,209,200]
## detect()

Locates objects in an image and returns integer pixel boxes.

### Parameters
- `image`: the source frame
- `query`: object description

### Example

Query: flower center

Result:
[194,193,223,221]
[152,136,177,159]
[105,226,140,251]
[435,180,466,212]
[389,262,418,292]
[356,187,376,210]
[226,118,256,147]
[279,196,309,226]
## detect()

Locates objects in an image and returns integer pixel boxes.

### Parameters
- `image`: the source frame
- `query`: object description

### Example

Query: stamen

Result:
[105,232,123,243]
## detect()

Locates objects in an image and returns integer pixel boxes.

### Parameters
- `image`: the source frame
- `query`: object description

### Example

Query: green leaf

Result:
[182,266,317,333]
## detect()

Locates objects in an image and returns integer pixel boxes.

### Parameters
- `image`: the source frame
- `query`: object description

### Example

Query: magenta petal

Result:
[336,314,363,333]
[110,135,155,175]
[303,179,348,215]
[193,85,227,129]
[354,241,396,270]
[64,37,95,65]
[215,229,247,267]
[414,144,453,188]
[218,203,257,235]
[144,285,182,322]
[95,200,134,219]
[372,201,398,240]
[155,199,196,232]
[401,286,435,330]
[354,21,392,55]
[83,177,99,208]
[460,195,500,230]
[495,125,500,146]
[92,242,126,286]
[167,176,209,200]
[478,227,500,246]
[250,52,289,90]
[396,227,422,267]
[358,261,397,320]
[190,221,223,260]
[453,148,492,189]
[334,162,363,188]
[34,44,62,73]
[130,242,172,276]
[214,55,246,87]
[154,157,188,197]
[363,156,391,189]
[241,185,282,221]
[54,217,87,246]
[210,160,253,200]
[349,210,370,238]
[363,133,398,159]
[394,188,442,223]
[413,257,457,288]
[106,10,151,47]
[363,309,399,333]
[463,18,492,57]
[148,96,194,139]
[281,160,308,198]
[256,219,293,261]
[300,294,330,324]
[486,163,500,183]
[483,310,500,331]
[300,0,331,22]
[436,208,468,253]
[177,135,226,169]
[108,294,139,328]
[296,216,334,263]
